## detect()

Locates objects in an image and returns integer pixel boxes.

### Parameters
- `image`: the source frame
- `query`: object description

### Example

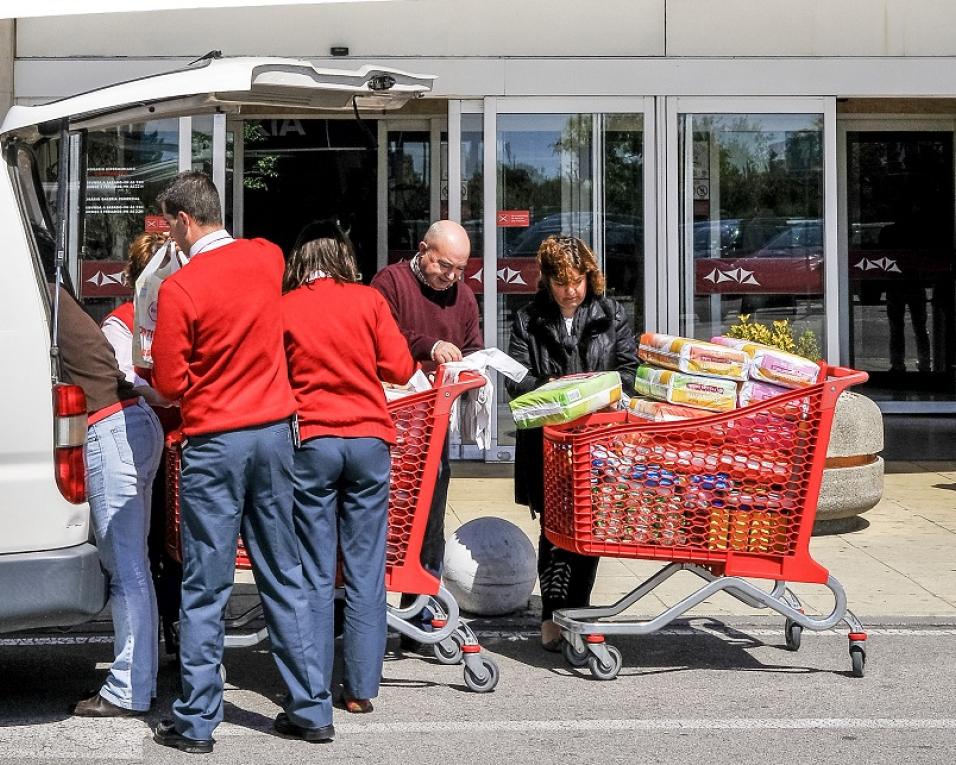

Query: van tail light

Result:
[53,383,87,504]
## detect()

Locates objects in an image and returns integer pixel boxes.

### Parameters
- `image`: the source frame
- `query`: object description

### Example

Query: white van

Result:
[0,57,433,632]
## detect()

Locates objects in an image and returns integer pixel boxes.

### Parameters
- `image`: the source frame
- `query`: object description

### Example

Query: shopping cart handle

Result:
[433,365,487,395]
[823,364,869,388]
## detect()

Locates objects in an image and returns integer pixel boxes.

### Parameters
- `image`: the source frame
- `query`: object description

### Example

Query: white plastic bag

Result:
[132,240,187,367]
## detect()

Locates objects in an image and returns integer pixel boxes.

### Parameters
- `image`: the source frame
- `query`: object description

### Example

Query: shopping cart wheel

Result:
[850,645,866,678]
[784,619,803,651]
[587,645,622,681]
[433,633,465,665]
[562,640,590,668]
[463,656,499,693]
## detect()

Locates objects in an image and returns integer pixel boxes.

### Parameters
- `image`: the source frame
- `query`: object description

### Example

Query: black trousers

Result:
[537,525,600,623]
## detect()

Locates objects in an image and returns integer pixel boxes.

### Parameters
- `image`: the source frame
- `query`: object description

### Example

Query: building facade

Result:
[10,1,956,459]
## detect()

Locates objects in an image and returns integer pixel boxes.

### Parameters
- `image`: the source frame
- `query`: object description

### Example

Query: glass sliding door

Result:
[842,124,956,406]
[672,105,828,355]
[489,101,650,455]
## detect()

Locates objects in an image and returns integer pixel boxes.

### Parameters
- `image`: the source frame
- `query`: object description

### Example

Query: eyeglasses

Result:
[426,249,467,276]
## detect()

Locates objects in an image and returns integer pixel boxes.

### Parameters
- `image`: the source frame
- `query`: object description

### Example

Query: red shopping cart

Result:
[542,364,869,680]
[165,369,499,693]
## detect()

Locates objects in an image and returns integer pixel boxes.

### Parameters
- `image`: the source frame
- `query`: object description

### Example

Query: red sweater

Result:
[282,278,415,445]
[370,260,482,372]
[152,238,296,436]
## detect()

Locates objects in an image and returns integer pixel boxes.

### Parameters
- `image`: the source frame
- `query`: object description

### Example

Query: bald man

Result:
[371,220,481,647]
[371,220,481,370]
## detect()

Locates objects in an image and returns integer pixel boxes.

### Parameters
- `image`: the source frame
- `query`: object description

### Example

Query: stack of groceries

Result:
[506,333,821,554]
[591,333,820,553]
[627,332,821,422]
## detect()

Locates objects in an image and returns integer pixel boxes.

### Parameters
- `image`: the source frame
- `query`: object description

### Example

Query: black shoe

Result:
[72,693,142,718]
[153,720,214,754]
[273,712,335,743]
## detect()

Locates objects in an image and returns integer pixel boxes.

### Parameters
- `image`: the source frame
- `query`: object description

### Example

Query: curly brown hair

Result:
[126,231,169,287]
[536,235,605,296]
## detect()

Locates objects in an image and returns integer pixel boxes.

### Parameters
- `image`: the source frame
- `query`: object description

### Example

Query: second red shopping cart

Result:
[166,369,499,692]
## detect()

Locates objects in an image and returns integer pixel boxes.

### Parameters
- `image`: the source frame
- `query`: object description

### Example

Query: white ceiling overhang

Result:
[0,0,411,19]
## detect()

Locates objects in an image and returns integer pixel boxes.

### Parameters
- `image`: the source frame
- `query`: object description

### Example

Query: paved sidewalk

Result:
[445,461,956,622]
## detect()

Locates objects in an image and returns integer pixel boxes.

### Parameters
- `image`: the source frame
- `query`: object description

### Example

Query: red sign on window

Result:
[80,260,130,299]
[496,210,530,227]
[145,215,170,233]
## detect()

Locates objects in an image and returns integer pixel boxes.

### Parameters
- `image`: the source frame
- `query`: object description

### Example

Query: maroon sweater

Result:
[370,260,482,372]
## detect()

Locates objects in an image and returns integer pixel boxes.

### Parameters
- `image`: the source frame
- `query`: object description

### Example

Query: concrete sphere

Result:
[443,517,537,616]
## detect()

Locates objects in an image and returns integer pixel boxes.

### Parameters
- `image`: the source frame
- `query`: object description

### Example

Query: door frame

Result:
[838,115,956,413]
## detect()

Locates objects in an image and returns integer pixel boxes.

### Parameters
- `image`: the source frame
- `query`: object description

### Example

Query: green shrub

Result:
[724,314,821,361]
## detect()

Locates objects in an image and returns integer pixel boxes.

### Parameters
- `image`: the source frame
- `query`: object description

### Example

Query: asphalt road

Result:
[1,618,954,764]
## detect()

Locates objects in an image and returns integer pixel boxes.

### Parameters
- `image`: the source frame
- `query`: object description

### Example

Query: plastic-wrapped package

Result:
[509,371,622,429]
[633,365,737,413]
[626,396,713,422]
[711,336,820,389]
[638,332,749,381]
[737,380,790,407]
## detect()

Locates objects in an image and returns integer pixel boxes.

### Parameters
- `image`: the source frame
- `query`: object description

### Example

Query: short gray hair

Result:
[156,171,222,226]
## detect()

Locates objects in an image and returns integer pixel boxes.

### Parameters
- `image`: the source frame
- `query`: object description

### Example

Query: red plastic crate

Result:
[542,364,867,585]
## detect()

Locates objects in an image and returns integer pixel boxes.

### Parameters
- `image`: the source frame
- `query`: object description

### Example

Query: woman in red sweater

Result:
[282,220,415,715]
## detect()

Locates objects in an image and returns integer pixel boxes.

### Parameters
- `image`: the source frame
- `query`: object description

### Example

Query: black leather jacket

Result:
[506,289,638,511]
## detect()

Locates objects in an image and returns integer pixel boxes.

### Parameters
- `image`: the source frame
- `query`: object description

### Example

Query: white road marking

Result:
[470,627,956,640]
[2,716,954,758]
[4,626,956,647]
[216,717,956,735]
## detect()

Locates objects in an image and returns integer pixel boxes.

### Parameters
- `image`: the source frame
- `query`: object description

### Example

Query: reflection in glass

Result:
[494,113,644,449]
[846,131,955,401]
[602,114,644,331]
[387,130,430,261]
[83,120,180,264]
[678,114,824,351]
[461,113,484,325]
[242,119,378,278]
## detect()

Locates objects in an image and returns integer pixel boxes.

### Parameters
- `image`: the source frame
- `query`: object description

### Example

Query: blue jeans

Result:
[293,437,390,700]
[173,420,327,740]
[85,399,163,711]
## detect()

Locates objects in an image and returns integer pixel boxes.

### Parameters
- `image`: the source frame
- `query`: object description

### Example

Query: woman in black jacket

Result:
[506,235,637,652]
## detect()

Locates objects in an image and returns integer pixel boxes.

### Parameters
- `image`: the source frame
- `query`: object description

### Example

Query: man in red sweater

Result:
[370,220,482,646]
[149,172,331,753]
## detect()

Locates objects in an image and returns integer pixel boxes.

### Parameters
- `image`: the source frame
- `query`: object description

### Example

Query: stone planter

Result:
[812,391,884,534]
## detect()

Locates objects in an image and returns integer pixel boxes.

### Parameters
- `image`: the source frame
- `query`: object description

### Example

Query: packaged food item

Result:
[707,507,790,554]
[711,336,820,389]
[626,396,713,422]
[737,380,790,407]
[638,332,749,381]
[509,371,622,429]
[633,366,737,413]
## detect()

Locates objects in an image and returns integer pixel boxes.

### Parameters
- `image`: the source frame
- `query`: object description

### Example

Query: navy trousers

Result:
[173,420,328,740]
[293,436,390,700]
